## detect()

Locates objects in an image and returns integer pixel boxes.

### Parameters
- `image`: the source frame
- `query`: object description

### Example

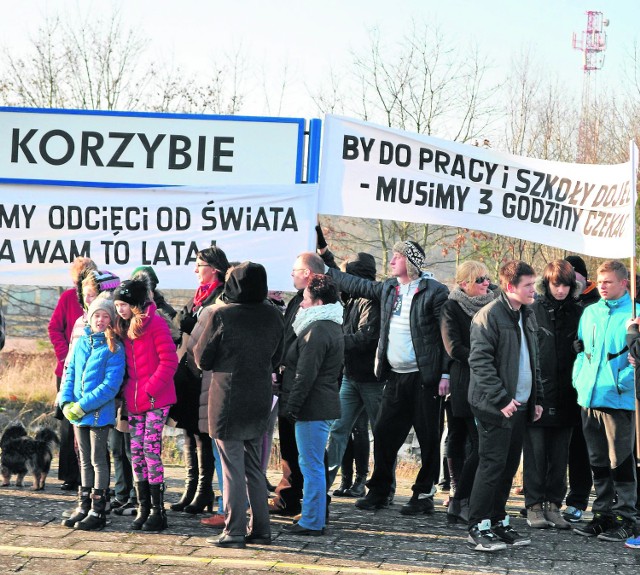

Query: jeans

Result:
[296,419,332,530]
[211,439,225,513]
[326,377,385,487]
[74,425,110,490]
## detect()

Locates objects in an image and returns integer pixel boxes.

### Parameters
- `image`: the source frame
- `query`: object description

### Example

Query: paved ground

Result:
[1,465,639,575]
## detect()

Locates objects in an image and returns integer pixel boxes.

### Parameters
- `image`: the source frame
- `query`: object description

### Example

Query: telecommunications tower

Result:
[572,10,609,163]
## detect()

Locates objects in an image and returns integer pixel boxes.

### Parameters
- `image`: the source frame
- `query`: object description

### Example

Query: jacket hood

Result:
[223,262,268,304]
[534,276,584,299]
[345,252,377,280]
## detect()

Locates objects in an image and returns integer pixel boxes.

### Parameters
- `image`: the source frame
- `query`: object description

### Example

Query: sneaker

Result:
[400,493,435,516]
[624,534,640,549]
[597,516,635,542]
[467,519,507,552]
[562,505,584,523]
[110,499,128,511]
[544,502,571,530]
[113,500,137,516]
[355,492,389,511]
[573,512,614,537]
[526,503,550,529]
[492,516,531,546]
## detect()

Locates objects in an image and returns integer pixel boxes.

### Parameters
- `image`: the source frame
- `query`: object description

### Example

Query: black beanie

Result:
[565,256,588,280]
[113,277,150,308]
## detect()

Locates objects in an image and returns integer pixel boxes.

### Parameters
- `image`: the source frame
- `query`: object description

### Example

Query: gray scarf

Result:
[448,286,495,317]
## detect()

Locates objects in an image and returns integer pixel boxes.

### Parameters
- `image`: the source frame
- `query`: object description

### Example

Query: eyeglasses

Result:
[475,275,491,284]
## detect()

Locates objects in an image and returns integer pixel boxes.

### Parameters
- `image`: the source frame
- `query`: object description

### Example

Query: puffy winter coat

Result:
[531,291,582,426]
[468,291,543,427]
[60,326,126,427]
[326,268,449,386]
[572,291,637,411]
[121,302,178,415]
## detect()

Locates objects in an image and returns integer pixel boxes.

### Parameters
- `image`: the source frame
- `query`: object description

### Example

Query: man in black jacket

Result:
[466,260,543,552]
[268,251,326,516]
[325,240,449,515]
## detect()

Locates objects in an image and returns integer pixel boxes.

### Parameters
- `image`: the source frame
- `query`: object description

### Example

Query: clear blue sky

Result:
[3,0,639,118]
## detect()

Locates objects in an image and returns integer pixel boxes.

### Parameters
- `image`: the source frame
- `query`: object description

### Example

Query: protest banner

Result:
[0,107,306,187]
[318,115,635,258]
[0,183,318,290]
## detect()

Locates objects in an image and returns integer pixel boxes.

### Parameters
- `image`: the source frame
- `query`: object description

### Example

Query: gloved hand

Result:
[315,225,328,250]
[179,311,198,335]
[69,402,86,420]
[62,402,77,422]
[572,339,585,354]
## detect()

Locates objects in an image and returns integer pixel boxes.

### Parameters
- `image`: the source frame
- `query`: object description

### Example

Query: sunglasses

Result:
[475,275,491,284]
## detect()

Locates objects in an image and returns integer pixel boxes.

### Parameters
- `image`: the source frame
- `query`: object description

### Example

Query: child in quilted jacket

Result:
[59,294,126,531]
[113,276,178,532]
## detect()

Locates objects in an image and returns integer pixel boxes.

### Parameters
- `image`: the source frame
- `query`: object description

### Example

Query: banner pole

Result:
[630,140,639,461]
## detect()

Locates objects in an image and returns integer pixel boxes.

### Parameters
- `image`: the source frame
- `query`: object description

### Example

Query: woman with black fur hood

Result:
[194,262,283,548]
[523,260,582,530]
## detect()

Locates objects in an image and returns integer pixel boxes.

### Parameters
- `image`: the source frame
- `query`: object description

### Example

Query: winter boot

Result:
[332,475,353,497]
[61,486,91,528]
[170,436,198,511]
[130,480,151,531]
[184,435,214,514]
[345,474,367,497]
[75,488,108,531]
[142,482,168,532]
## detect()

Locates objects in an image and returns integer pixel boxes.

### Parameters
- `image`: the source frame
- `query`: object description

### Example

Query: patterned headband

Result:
[404,241,425,271]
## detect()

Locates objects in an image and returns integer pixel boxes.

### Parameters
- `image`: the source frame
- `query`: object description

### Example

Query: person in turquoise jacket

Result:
[59,294,126,531]
[572,260,637,542]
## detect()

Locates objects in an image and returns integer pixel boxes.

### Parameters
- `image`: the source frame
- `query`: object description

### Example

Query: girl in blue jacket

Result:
[59,294,126,531]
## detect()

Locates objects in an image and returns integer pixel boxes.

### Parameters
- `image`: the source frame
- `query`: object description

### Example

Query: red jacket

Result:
[121,303,178,414]
[48,288,83,378]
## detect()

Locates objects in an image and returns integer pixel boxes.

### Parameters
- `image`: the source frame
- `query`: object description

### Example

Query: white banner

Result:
[0,107,305,187]
[0,183,318,290]
[319,115,635,258]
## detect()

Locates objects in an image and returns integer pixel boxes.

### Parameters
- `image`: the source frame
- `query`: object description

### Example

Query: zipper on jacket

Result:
[132,339,139,412]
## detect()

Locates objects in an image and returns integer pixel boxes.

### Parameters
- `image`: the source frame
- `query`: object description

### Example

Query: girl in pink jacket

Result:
[113,277,178,532]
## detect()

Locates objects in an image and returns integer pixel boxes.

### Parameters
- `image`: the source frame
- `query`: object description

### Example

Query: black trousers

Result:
[468,410,526,526]
[273,415,303,513]
[523,425,572,507]
[367,371,441,497]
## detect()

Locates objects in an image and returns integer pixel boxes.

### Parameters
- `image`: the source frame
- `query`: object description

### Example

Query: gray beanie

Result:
[87,294,116,326]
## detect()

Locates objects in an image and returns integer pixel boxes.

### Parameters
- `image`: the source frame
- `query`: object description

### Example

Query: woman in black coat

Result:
[195,262,284,548]
[168,246,229,515]
[281,274,344,536]
[440,260,495,524]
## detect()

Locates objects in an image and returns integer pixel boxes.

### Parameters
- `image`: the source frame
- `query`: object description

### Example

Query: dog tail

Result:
[34,428,60,448]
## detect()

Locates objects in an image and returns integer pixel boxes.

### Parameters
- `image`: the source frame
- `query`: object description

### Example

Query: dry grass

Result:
[0,350,58,404]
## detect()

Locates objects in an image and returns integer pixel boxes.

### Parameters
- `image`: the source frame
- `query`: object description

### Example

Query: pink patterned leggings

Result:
[128,407,169,484]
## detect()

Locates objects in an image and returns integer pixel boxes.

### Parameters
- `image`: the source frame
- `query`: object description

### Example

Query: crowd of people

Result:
[34,229,640,551]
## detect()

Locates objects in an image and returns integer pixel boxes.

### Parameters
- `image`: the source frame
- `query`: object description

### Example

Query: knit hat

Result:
[91,270,121,292]
[393,240,425,272]
[87,294,116,325]
[113,277,150,308]
[132,266,159,290]
[565,256,588,280]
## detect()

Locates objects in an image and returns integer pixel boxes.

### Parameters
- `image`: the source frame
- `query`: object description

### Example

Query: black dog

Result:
[1,422,60,490]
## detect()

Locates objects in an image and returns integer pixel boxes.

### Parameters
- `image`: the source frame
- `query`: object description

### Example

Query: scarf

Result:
[292,301,343,336]
[193,279,221,310]
[448,286,495,317]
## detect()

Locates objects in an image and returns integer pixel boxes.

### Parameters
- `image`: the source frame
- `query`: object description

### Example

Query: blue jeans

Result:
[326,376,385,487]
[211,439,225,514]
[296,420,332,530]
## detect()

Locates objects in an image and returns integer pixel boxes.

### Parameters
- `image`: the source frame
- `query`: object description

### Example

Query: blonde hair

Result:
[103,326,119,353]
[456,260,489,286]
[70,257,97,285]
[113,305,148,340]
[597,260,628,281]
